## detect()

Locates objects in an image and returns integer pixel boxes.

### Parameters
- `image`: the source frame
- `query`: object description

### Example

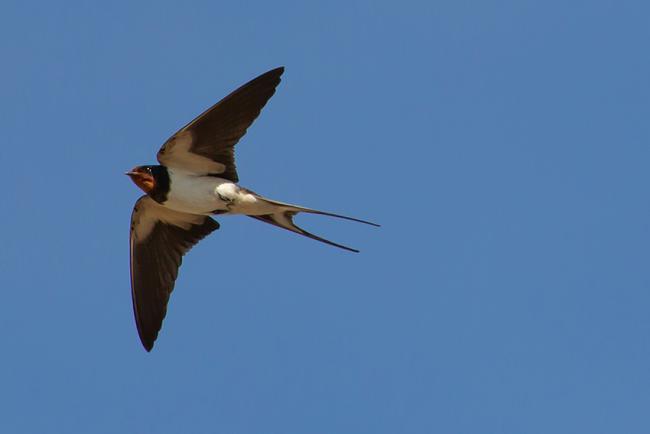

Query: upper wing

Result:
[157,67,285,182]
[129,196,220,351]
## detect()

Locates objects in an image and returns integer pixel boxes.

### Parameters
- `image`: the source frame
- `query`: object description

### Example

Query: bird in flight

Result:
[126,67,378,351]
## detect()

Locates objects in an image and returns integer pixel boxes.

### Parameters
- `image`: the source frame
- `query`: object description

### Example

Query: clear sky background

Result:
[1,1,648,433]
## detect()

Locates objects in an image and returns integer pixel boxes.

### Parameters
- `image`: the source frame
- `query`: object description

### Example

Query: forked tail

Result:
[248,197,379,253]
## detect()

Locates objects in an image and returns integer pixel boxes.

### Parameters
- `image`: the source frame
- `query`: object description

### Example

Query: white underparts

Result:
[163,169,278,216]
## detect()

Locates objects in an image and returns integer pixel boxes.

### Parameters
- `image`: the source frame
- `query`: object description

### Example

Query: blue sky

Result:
[1,0,648,433]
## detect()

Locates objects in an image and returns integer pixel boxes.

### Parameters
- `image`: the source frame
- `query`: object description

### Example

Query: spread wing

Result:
[156,67,285,182]
[129,196,220,351]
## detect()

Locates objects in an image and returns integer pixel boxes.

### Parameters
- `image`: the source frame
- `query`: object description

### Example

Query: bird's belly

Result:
[163,174,230,215]
[162,172,275,216]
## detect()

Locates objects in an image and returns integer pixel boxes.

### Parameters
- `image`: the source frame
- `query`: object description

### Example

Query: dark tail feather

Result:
[248,195,379,252]
[249,212,361,253]
[256,196,380,227]
[298,209,380,227]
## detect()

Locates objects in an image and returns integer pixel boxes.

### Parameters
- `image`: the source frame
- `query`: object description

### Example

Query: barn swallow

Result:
[127,67,378,351]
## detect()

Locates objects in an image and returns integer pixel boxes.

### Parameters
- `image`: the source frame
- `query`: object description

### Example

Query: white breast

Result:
[163,169,231,215]
[163,168,278,216]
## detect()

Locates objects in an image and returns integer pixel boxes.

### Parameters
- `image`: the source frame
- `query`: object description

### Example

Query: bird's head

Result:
[126,166,156,193]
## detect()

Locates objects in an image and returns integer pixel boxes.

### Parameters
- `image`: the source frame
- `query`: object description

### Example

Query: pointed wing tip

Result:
[141,338,155,352]
[137,327,156,351]
[264,66,285,81]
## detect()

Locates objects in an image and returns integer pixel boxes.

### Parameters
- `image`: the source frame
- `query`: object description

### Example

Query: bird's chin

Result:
[128,173,155,193]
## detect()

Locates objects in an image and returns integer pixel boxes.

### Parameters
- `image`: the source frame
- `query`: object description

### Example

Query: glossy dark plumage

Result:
[127,67,377,352]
